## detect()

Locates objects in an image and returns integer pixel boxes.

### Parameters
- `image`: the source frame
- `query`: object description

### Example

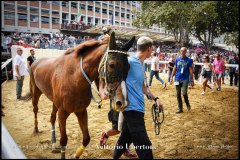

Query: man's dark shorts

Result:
[108,109,119,131]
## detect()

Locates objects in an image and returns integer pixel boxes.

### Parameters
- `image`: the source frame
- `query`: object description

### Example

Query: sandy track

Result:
[2,75,238,159]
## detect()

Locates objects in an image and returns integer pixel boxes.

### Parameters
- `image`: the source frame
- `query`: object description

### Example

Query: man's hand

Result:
[191,81,194,87]
[170,78,173,85]
[17,75,21,80]
[156,99,163,111]
[99,89,109,100]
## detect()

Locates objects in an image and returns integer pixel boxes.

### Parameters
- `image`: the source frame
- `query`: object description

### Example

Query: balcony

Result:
[18,20,27,26]
[30,22,39,28]
[52,5,60,11]
[41,23,49,28]
[18,1,27,5]
[4,19,15,25]
[30,1,39,7]
[52,24,60,29]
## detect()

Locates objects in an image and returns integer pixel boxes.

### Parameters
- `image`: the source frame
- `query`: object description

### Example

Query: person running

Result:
[201,55,214,95]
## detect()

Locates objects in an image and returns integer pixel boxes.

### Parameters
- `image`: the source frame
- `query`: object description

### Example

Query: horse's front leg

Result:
[50,104,60,153]
[58,108,70,159]
[74,110,90,158]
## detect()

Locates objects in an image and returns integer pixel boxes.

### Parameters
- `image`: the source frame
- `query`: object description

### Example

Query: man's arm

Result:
[170,66,177,84]
[15,65,21,80]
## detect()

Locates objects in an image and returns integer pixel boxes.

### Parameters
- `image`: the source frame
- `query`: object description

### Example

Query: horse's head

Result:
[104,31,135,112]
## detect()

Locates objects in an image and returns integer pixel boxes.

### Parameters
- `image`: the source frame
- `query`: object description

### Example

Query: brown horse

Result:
[30,31,135,159]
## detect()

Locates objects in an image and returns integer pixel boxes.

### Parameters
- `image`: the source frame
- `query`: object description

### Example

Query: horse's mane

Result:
[64,37,109,56]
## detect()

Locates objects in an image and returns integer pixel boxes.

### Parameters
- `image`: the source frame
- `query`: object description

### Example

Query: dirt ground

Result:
[2,74,239,159]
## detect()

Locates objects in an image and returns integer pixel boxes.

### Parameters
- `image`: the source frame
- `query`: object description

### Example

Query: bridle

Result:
[80,48,129,105]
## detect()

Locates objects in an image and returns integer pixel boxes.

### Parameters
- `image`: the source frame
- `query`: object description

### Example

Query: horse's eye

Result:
[109,64,115,69]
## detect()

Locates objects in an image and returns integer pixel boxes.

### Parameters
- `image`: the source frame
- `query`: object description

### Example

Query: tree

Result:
[133,1,239,51]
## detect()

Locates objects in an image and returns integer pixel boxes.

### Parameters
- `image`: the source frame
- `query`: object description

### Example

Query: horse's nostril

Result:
[116,101,122,107]
[109,64,115,69]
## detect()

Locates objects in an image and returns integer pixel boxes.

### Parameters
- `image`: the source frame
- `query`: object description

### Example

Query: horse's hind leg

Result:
[74,110,90,158]
[31,84,42,133]
[50,104,60,153]
[58,108,70,159]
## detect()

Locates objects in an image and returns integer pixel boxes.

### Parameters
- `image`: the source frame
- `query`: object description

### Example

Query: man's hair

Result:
[137,36,153,52]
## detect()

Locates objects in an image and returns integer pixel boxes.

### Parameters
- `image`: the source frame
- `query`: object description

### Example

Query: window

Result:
[52,1,60,5]
[88,17,93,25]
[127,1,131,5]
[4,11,15,20]
[121,13,125,18]
[71,2,77,8]
[80,4,85,10]
[126,23,130,27]
[41,16,49,23]
[95,7,100,13]
[109,4,113,9]
[18,5,27,12]
[95,18,100,25]
[62,1,69,7]
[132,15,135,19]
[115,6,120,10]
[115,21,119,25]
[95,2,100,5]
[127,9,130,13]
[109,10,113,15]
[71,14,76,20]
[52,11,59,16]
[88,6,93,11]
[30,15,39,22]
[41,9,49,14]
[102,3,107,8]
[18,13,27,20]
[62,13,68,20]
[30,7,39,13]
[52,18,59,24]
[102,9,107,14]
[115,12,119,16]
[4,3,14,10]
[121,22,125,26]
[121,8,125,12]
[126,14,130,19]
[102,19,107,24]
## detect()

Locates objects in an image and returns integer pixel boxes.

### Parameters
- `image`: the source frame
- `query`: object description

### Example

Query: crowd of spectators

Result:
[1,32,98,50]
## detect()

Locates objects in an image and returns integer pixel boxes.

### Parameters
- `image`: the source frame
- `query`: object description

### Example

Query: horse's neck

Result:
[81,51,106,82]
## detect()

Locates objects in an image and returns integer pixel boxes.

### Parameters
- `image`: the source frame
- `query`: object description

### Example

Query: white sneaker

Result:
[211,89,214,92]
[201,91,206,95]
[162,82,166,89]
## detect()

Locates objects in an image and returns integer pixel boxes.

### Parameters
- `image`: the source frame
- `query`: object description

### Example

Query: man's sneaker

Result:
[162,82,166,89]
[17,96,25,100]
[176,110,183,114]
[217,87,221,91]
[187,105,191,111]
[201,91,206,95]
[123,149,138,159]
[100,132,108,146]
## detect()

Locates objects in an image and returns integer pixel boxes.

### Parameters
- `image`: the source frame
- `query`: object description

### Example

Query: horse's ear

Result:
[109,31,117,50]
[74,40,99,56]
[123,36,135,51]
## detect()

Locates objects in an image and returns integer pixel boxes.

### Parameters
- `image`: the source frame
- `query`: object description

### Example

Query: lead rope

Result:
[80,55,101,104]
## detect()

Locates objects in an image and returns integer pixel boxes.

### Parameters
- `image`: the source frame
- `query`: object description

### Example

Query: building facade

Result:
[1,1,141,34]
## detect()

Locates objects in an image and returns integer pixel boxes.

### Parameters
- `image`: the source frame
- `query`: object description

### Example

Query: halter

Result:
[81,49,128,105]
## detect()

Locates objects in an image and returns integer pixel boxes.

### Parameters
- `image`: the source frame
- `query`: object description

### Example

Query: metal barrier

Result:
[1,122,27,159]
[1,58,12,81]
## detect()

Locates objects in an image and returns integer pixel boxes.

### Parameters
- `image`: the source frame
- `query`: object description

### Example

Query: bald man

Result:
[170,47,194,113]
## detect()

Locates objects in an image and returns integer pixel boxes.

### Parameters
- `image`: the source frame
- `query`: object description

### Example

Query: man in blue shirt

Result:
[99,36,163,159]
[170,47,194,113]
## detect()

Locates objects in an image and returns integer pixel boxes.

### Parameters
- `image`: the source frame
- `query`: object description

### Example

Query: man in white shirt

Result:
[14,47,28,100]
[148,52,166,89]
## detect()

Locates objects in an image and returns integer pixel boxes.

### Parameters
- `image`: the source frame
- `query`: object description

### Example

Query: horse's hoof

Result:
[52,148,61,153]
[72,154,79,159]
[33,128,39,134]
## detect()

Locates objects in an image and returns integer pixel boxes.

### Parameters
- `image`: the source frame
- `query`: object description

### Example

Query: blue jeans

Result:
[148,70,164,86]
[175,80,190,111]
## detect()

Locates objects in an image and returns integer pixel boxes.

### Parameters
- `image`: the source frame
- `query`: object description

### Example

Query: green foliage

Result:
[133,1,239,50]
